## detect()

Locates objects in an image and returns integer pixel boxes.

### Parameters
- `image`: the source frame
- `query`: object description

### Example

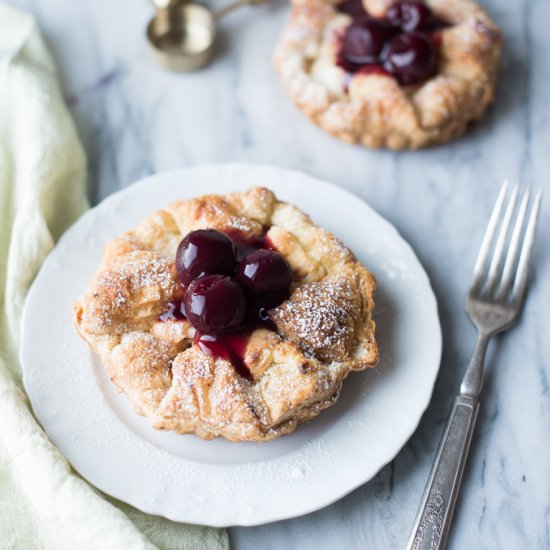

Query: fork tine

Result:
[497,188,530,296]
[471,180,509,291]
[512,189,542,301]
[485,183,519,293]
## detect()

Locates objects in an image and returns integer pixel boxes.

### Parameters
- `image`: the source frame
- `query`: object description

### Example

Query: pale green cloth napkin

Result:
[0,4,229,548]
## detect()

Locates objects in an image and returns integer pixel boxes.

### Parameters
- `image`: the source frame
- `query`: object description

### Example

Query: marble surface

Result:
[11,0,549,547]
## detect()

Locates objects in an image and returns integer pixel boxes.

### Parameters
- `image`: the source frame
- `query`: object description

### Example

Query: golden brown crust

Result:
[273,0,501,150]
[74,188,378,441]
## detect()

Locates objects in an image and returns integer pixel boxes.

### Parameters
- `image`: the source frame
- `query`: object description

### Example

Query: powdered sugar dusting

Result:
[273,276,356,360]
[212,439,337,500]
[97,256,174,294]
[86,255,177,329]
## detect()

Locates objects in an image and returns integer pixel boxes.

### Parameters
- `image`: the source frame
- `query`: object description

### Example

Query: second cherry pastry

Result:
[274,0,501,149]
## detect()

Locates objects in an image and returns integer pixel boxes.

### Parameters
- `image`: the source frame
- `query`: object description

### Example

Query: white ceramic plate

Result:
[21,164,441,527]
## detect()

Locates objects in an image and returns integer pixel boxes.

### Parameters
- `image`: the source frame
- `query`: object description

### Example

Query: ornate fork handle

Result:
[406,182,541,549]
[406,395,479,550]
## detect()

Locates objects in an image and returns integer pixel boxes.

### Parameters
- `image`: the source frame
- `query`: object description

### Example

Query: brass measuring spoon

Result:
[147,0,267,72]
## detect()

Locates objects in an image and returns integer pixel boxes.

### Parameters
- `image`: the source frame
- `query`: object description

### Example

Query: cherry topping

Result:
[335,0,443,86]
[386,1,435,32]
[169,228,292,377]
[183,275,245,333]
[236,249,292,304]
[382,31,436,85]
[342,19,394,65]
[176,229,236,286]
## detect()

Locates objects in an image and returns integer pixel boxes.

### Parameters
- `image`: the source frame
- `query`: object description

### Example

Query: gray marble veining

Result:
[10,0,549,547]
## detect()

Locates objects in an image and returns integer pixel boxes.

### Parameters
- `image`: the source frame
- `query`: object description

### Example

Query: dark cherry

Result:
[175,229,236,286]
[236,249,292,301]
[382,31,436,85]
[337,0,367,18]
[225,230,269,261]
[342,19,394,65]
[183,275,245,333]
[195,332,252,380]
[386,1,435,32]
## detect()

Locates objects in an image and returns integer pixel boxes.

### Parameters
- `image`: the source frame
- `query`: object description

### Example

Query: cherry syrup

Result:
[158,300,186,322]
[194,331,252,380]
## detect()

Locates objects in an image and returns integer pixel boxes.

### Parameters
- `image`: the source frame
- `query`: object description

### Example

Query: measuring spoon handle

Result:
[214,0,266,21]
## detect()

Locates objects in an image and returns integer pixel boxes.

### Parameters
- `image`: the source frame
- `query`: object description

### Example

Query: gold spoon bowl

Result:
[147,0,266,72]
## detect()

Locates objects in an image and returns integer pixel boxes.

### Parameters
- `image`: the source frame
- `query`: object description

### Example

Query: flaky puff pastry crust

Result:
[74,188,378,441]
[274,0,501,150]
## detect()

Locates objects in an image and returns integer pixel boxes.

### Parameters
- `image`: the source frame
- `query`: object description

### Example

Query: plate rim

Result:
[21,163,442,526]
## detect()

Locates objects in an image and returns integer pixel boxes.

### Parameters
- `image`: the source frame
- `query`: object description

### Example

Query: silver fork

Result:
[406,181,542,550]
